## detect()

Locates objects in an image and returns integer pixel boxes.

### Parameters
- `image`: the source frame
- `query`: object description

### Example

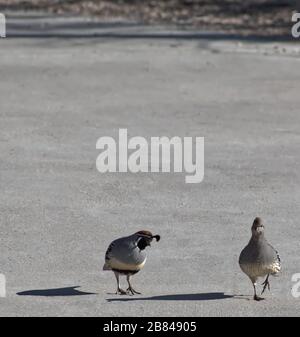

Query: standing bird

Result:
[103,230,160,295]
[239,217,281,301]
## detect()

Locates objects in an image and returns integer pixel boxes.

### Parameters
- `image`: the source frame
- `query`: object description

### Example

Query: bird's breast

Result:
[108,256,147,272]
[240,261,281,279]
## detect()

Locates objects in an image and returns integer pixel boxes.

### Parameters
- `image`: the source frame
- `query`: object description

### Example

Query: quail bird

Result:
[103,230,160,295]
[239,217,281,301]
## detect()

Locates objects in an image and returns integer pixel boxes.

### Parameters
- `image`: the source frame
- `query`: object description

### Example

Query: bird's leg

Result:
[126,275,141,295]
[114,272,126,295]
[261,274,270,295]
[253,282,264,301]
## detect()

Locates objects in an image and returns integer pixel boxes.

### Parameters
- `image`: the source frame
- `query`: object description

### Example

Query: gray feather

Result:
[104,234,146,268]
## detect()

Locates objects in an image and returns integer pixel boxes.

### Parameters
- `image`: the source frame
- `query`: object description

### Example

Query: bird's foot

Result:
[116,288,127,295]
[261,279,270,295]
[126,287,141,295]
[254,294,265,301]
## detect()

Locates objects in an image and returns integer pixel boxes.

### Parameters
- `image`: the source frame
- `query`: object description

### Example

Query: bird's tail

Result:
[102,262,111,271]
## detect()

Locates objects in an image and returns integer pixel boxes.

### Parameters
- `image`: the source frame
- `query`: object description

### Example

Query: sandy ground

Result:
[0,13,300,316]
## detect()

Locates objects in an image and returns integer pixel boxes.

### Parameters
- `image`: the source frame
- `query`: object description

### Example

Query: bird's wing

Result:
[266,242,281,274]
[267,242,280,260]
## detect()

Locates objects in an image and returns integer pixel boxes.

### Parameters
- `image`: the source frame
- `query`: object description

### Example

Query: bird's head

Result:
[251,217,265,236]
[135,230,160,250]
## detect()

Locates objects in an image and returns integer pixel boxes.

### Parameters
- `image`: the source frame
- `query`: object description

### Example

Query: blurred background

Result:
[0,0,299,37]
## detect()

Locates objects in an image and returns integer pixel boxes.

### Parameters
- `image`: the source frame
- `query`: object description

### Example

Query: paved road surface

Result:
[0,13,300,316]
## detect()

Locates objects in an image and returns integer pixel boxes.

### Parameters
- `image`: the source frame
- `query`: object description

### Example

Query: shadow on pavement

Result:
[106,292,234,302]
[17,286,97,297]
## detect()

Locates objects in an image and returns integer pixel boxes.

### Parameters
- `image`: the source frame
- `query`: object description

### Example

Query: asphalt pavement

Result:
[0,13,300,316]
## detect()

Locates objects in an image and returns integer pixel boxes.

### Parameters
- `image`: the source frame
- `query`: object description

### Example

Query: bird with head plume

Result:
[103,230,160,295]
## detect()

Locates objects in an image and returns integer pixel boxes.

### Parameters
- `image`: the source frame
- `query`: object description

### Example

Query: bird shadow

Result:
[17,286,97,297]
[231,294,252,301]
[107,292,234,302]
